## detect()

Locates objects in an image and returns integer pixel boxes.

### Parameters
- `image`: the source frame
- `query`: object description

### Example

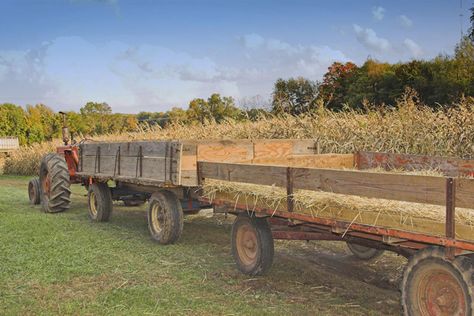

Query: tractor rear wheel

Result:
[346,242,384,260]
[88,182,113,222]
[147,191,184,245]
[231,214,274,276]
[39,153,71,213]
[28,178,41,205]
[402,247,474,316]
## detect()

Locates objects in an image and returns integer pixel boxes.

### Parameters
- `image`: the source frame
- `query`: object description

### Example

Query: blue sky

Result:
[0,0,470,113]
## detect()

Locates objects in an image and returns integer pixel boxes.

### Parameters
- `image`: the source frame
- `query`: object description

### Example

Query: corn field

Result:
[4,91,474,176]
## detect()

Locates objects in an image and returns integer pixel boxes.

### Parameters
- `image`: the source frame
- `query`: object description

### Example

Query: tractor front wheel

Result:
[39,153,71,213]
[28,178,41,205]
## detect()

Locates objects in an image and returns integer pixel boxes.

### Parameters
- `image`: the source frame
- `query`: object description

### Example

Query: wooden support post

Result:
[197,161,202,186]
[136,146,143,178]
[114,146,121,176]
[164,143,168,181]
[95,146,101,173]
[287,167,294,212]
[445,177,456,259]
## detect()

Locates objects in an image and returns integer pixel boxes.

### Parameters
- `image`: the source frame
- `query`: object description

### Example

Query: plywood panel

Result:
[253,141,292,161]
[197,140,254,163]
[252,154,354,168]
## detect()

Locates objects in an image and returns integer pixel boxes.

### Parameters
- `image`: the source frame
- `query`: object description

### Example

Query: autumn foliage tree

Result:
[318,62,357,110]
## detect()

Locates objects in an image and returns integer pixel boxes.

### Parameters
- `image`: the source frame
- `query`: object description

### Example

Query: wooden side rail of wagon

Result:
[197,160,474,315]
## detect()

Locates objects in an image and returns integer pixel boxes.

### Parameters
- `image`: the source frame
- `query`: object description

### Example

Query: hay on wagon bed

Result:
[202,174,474,242]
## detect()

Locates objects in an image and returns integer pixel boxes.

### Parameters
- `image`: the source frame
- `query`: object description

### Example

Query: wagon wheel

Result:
[231,213,274,276]
[346,242,384,260]
[147,190,183,245]
[402,247,474,316]
[88,182,113,222]
[28,178,41,205]
[39,153,71,213]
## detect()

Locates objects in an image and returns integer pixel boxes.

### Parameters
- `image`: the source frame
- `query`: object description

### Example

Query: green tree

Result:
[271,77,319,114]
[0,104,28,145]
[79,102,113,134]
[25,104,60,143]
[167,107,188,124]
[79,102,112,115]
[187,94,242,123]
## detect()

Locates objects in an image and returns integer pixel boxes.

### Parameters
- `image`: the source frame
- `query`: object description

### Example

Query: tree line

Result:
[2,34,474,145]
[274,37,474,114]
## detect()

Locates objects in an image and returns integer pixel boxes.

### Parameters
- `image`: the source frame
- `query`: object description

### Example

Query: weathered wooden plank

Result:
[292,167,447,206]
[357,151,474,176]
[78,141,181,185]
[80,141,180,157]
[198,162,464,207]
[199,162,287,187]
[456,179,474,209]
[180,143,197,170]
[252,154,354,168]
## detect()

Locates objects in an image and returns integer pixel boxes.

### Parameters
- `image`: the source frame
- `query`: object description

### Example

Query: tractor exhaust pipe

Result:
[59,111,70,146]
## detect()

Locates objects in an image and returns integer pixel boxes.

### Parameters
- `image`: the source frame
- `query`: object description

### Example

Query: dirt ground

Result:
[209,209,406,312]
[0,176,407,315]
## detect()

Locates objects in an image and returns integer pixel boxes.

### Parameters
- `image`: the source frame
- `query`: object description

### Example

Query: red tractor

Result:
[28,112,81,212]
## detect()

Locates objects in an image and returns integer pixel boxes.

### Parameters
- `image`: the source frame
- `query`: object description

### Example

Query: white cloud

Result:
[0,37,240,111]
[372,6,385,21]
[353,24,391,53]
[403,38,423,58]
[399,15,413,28]
[0,35,349,112]
[237,33,348,80]
[239,33,299,55]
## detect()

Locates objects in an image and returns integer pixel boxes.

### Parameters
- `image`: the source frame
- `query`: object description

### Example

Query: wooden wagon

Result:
[31,139,474,315]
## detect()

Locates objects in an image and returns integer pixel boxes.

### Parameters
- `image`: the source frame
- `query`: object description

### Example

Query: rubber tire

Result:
[124,200,145,207]
[147,191,184,245]
[39,153,71,213]
[28,178,41,205]
[231,214,274,276]
[402,247,474,316]
[87,182,113,222]
[346,242,384,261]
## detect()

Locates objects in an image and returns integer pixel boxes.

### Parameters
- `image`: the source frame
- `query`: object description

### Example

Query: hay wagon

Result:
[30,138,474,315]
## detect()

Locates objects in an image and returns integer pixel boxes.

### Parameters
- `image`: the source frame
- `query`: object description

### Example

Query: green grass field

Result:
[0,176,406,315]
